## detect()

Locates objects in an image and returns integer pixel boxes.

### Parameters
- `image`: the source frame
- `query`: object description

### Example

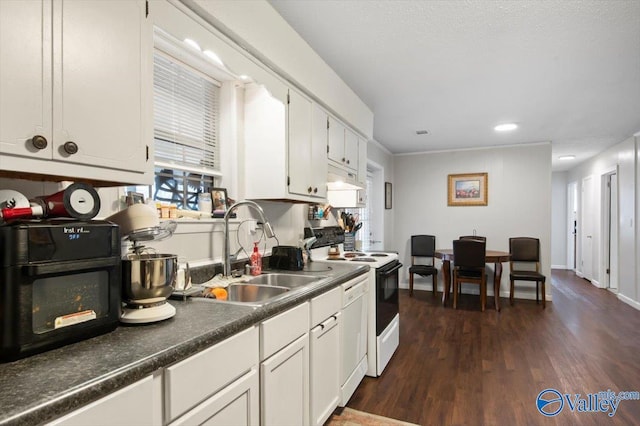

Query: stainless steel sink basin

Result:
[193,273,329,307]
[243,273,327,289]
[227,283,290,303]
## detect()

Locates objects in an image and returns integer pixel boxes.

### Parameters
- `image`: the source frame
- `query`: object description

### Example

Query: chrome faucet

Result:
[223,200,275,277]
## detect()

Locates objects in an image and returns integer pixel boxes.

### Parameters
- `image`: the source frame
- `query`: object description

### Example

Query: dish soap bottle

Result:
[250,242,262,276]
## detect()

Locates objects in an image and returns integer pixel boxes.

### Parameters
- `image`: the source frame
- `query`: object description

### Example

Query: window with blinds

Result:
[152,52,221,209]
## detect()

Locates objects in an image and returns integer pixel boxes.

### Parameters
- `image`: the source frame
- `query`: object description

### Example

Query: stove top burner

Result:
[353,258,377,262]
[344,252,366,258]
[370,253,389,257]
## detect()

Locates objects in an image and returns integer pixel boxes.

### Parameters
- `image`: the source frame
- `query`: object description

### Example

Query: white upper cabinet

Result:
[343,128,359,172]
[288,90,328,199]
[0,0,52,160]
[328,116,358,173]
[0,0,152,184]
[244,84,327,202]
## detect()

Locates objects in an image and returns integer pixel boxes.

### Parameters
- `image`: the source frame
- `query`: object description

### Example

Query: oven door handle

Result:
[378,262,402,277]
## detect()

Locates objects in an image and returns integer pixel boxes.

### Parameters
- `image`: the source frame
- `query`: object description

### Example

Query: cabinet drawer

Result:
[165,326,259,422]
[48,374,161,426]
[310,286,341,326]
[260,302,309,360]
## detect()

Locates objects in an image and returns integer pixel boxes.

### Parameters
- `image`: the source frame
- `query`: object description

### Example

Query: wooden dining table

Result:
[435,249,511,311]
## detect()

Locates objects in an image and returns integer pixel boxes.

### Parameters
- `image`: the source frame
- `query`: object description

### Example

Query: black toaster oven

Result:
[0,219,121,361]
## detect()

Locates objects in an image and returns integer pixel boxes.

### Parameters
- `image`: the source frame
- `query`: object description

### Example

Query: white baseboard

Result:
[400,282,552,301]
[575,270,584,278]
[618,293,640,311]
[551,264,567,270]
[591,279,603,288]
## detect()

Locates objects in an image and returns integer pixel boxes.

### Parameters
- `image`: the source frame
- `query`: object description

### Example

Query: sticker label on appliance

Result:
[54,310,97,329]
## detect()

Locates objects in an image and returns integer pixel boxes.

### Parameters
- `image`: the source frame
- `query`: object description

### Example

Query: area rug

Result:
[325,407,418,426]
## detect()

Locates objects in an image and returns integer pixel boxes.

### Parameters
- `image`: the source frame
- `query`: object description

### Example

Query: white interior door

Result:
[581,176,594,281]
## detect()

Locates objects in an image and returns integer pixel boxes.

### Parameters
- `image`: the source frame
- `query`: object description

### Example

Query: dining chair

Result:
[452,239,487,311]
[408,235,437,297]
[509,237,546,308]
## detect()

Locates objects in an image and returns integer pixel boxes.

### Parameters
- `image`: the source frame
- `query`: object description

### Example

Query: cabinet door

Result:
[343,128,358,171]
[261,333,309,426]
[170,368,259,426]
[52,0,149,172]
[0,0,52,159]
[310,104,328,199]
[287,89,314,197]
[310,313,341,426]
[327,116,344,164]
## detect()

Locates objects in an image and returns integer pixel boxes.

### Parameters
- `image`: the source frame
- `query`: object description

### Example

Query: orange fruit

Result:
[210,287,228,300]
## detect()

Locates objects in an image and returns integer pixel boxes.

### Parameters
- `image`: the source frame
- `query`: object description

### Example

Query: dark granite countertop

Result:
[0,263,368,426]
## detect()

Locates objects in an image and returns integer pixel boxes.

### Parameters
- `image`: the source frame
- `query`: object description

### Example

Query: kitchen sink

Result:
[243,273,327,289]
[226,283,290,303]
[193,273,329,307]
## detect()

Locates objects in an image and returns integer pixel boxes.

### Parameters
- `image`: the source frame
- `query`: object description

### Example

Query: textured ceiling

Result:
[268,0,640,171]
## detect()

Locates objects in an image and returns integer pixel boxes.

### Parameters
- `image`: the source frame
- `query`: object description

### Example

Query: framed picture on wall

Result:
[447,173,488,206]
[385,182,392,209]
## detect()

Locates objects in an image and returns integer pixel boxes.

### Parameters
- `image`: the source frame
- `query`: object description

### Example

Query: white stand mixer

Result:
[107,204,179,324]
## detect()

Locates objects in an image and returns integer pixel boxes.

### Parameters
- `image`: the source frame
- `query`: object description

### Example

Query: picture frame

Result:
[447,173,488,206]
[211,188,229,214]
[125,191,145,206]
[385,182,392,209]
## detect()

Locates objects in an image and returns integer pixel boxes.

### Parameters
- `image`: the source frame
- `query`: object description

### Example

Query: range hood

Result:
[327,164,363,191]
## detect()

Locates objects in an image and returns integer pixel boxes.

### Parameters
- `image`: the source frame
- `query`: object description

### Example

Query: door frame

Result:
[366,159,385,251]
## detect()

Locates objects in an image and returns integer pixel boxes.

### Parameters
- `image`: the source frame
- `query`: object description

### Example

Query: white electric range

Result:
[307,227,401,381]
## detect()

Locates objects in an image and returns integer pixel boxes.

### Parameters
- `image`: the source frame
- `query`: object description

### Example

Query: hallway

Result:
[346,270,640,425]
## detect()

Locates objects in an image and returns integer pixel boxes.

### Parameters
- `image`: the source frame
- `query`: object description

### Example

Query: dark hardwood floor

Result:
[347,270,640,425]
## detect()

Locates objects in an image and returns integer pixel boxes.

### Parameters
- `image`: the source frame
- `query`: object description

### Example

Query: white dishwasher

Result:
[339,274,368,406]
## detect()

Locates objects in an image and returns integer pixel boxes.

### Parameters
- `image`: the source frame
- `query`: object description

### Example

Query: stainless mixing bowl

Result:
[122,253,177,303]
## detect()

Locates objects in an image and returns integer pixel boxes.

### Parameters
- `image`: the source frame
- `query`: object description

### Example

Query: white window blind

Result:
[153,52,221,176]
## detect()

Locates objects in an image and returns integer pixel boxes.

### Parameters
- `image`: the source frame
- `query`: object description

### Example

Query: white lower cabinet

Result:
[47,373,163,426]
[310,312,341,426]
[309,286,342,426]
[165,326,259,425]
[170,368,259,426]
[260,302,310,426]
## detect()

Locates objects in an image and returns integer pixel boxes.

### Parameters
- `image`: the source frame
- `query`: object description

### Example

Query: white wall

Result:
[393,143,552,300]
[566,135,638,308]
[183,0,374,139]
[551,172,568,268]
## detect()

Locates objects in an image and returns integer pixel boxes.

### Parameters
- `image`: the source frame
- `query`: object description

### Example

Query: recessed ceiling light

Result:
[203,50,224,67]
[239,75,249,80]
[184,38,201,51]
[494,123,518,132]
[559,155,576,160]
[416,130,429,135]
